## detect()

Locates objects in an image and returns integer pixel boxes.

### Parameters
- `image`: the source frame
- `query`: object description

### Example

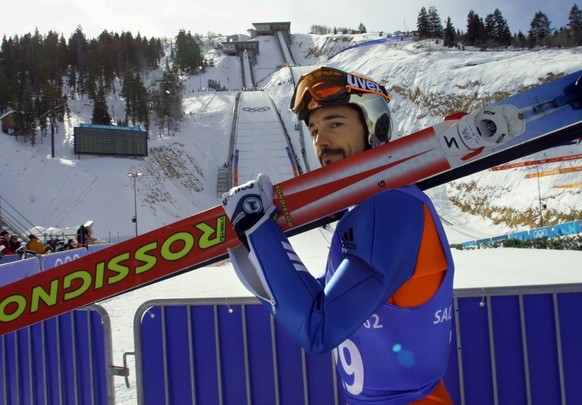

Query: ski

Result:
[1,70,581,335]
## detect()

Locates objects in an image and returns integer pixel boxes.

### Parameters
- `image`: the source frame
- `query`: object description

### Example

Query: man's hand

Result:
[222,174,274,247]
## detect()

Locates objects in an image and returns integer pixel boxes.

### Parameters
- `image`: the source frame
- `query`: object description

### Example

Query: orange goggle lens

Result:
[291,68,346,112]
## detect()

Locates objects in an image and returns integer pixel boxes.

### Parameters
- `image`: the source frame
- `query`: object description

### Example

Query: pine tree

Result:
[0,66,9,112]
[485,9,511,48]
[174,30,203,73]
[417,7,430,39]
[152,67,180,136]
[498,18,512,47]
[18,80,37,144]
[427,7,443,38]
[92,86,112,125]
[37,81,66,137]
[96,30,117,93]
[466,11,484,47]
[528,11,552,48]
[513,31,527,48]
[68,27,90,94]
[569,4,582,45]
[135,82,150,132]
[57,35,69,73]
[443,17,456,47]
[120,69,150,126]
[484,13,496,44]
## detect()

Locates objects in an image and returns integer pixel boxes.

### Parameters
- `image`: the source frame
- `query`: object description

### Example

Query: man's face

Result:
[308,105,366,167]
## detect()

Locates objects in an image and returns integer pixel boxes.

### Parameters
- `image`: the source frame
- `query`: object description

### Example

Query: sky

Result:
[1,0,576,39]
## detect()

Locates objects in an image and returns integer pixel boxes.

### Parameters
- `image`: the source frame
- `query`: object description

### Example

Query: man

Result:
[26,234,46,254]
[8,234,22,253]
[222,67,454,404]
[0,230,16,255]
[76,224,89,247]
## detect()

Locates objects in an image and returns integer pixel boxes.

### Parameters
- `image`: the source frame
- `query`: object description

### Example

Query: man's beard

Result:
[318,147,346,166]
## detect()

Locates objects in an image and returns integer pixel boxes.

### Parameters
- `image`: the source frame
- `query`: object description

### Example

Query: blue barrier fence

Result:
[0,257,40,286]
[134,297,344,405]
[0,305,114,405]
[462,220,582,248]
[327,35,409,60]
[0,244,118,404]
[135,283,582,405]
[0,254,23,265]
[450,284,582,404]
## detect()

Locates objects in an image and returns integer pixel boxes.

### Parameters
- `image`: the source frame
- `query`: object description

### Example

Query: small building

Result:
[250,22,291,38]
[220,21,292,60]
[221,39,260,57]
[0,111,19,134]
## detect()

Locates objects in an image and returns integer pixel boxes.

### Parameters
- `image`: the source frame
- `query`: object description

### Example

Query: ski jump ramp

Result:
[232,91,299,186]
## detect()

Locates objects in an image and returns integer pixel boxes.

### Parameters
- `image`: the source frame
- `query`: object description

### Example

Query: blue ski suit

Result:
[228,185,454,404]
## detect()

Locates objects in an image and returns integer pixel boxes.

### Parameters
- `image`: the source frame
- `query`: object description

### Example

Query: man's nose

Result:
[314,130,331,148]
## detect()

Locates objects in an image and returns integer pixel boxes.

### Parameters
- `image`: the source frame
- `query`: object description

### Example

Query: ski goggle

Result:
[290,67,390,120]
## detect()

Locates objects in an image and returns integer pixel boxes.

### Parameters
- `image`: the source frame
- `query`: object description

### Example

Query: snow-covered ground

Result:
[1,32,582,403]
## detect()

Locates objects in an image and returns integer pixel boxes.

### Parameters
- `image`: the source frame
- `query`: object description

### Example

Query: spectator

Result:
[0,230,16,254]
[77,224,90,247]
[44,238,59,252]
[8,234,22,253]
[26,234,47,254]
[65,239,77,250]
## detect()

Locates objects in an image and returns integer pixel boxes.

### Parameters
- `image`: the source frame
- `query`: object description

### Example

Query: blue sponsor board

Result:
[462,220,582,248]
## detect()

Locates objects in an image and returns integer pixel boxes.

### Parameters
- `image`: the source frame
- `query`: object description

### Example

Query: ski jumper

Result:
[229,185,454,404]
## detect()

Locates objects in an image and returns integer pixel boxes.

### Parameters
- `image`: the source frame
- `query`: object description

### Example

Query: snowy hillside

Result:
[1,33,582,246]
[286,34,582,241]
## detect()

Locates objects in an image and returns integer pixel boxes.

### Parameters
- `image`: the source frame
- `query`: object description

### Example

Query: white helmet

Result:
[290,66,393,147]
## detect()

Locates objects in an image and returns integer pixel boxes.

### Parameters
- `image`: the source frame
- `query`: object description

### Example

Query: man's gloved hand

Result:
[222,174,274,248]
